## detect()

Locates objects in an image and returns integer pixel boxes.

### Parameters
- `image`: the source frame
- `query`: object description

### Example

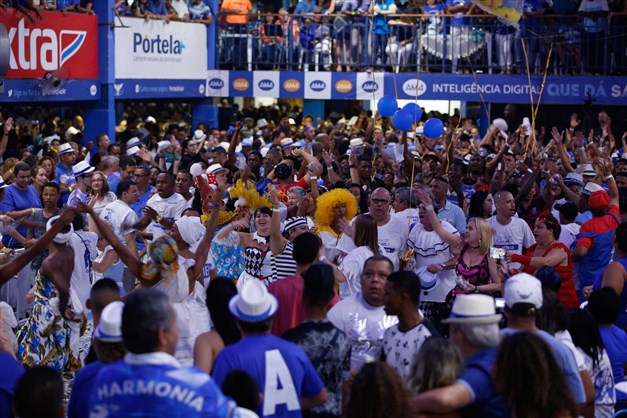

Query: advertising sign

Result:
[115,18,207,80]
[1,9,97,79]
[206,70,230,97]
[304,72,332,99]
[280,73,304,98]
[332,73,357,100]
[253,71,280,97]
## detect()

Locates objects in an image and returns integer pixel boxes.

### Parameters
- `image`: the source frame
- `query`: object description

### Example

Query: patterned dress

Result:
[237,232,272,291]
[210,227,245,279]
[16,271,81,380]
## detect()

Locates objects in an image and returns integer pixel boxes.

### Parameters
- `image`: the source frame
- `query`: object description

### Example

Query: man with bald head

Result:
[487,190,535,269]
[336,188,408,270]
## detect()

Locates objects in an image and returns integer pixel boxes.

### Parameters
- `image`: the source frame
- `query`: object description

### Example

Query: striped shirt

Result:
[268,240,297,285]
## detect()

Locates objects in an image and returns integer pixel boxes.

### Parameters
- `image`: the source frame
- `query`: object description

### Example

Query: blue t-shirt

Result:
[212,334,325,418]
[189,2,211,20]
[147,0,166,15]
[56,163,76,204]
[373,0,395,35]
[68,360,106,418]
[56,0,79,9]
[457,347,509,418]
[0,184,42,247]
[446,0,472,26]
[107,172,121,195]
[89,357,235,417]
[0,352,24,418]
[502,329,585,403]
[522,0,543,29]
[599,325,627,400]
[423,3,444,29]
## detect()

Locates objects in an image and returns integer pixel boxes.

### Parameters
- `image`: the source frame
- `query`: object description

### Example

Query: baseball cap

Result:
[504,273,543,309]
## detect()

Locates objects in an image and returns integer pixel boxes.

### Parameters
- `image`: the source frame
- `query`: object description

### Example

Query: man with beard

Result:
[487,190,535,270]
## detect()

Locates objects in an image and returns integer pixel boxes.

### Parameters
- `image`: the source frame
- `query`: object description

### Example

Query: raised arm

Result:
[189,187,226,281]
[415,188,461,249]
[268,188,287,256]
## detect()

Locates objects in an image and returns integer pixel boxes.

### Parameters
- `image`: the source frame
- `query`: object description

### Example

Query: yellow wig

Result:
[315,188,359,227]
[229,179,272,211]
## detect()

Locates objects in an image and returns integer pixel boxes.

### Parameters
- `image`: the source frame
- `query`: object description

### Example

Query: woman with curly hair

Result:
[346,361,413,418]
[495,332,579,418]
[314,187,358,263]
[37,156,57,182]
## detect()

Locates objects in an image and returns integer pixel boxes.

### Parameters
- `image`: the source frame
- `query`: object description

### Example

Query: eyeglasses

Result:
[371,198,389,206]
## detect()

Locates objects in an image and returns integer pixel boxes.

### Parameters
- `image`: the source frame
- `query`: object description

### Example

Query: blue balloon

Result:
[424,118,444,139]
[403,102,422,123]
[392,109,414,131]
[377,95,398,117]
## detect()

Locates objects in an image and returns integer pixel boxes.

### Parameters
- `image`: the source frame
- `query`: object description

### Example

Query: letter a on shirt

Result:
[263,349,300,416]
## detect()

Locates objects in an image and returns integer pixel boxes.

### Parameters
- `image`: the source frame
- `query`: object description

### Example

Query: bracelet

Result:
[425,204,434,212]
[31,208,35,214]
[606,175,614,180]
[272,208,282,213]
[310,176,318,180]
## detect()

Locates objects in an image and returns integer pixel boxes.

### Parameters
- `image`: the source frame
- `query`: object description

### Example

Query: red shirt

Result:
[521,242,579,309]
[268,274,339,336]
[577,204,620,249]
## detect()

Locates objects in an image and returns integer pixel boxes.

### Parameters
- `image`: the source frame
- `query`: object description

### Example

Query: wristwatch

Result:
[439,263,447,271]
[156,215,162,224]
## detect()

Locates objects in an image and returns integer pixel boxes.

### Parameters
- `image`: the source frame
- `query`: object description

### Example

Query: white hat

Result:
[415,266,439,290]
[43,134,60,145]
[582,181,604,195]
[288,118,296,125]
[145,116,157,124]
[257,118,268,129]
[157,140,171,154]
[442,294,502,324]
[504,273,543,309]
[72,161,95,177]
[126,137,142,149]
[207,163,228,175]
[126,146,140,156]
[58,143,74,155]
[563,172,584,186]
[492,118,508,132]
[229,280,278,322]
[241,137,254,147]
[582,164,597,177]
[193,129,207,142]
[93,301,124,342]
[350,138,364,148]
[281,138,294,148]
[260,146,270,157]
[337,118,347,125]
[0,175,8,189]
[284,217,308,232]
[46,215,74,244]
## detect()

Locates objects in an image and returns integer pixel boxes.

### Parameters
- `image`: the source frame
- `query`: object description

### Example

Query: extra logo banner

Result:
[1,9,97,79]
[115,18,207,80]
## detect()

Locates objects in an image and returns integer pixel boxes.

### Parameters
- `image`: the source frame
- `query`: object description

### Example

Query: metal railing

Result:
[216,13,627,76]
[0,249,33,322]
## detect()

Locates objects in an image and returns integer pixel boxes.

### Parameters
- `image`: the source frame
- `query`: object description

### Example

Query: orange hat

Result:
[589,190,610,211]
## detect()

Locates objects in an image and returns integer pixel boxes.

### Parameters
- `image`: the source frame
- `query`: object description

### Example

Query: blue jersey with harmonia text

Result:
[89,353,237,418]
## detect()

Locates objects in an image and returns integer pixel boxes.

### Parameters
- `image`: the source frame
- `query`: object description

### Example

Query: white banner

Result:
[206,70,230,97]
[304,73,332,99]
[253,71,280,97]
[115,17,207,80]
[356,72,384,100]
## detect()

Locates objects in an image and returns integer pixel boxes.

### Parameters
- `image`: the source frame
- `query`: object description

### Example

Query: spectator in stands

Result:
[341,0,370,72]
[189,0,212,24]
[579,0,609,74]
[220,0,253,69]
[169,0,189,21]
[146,0,168,21]
[372,0,397,71]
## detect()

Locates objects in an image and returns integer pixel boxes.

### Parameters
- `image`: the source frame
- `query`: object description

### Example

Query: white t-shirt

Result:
[336,215,409,271]
[487,215,536,269]
[319,230,342,263]
[69,230,98,311]
[559,223,581,252]
[145,193,188,240]
[407,221,459,302]
[392,208,420,233]
[328,293,398,371]
[338,246,379,299]
[100,199,139,243]
[383,323,434,383]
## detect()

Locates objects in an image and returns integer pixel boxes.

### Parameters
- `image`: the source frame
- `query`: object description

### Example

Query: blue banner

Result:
[112,79,207,99]
[0,79,100,103]
[212,71,627,106]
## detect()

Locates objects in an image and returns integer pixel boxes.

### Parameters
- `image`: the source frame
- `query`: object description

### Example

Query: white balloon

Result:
[190,162,203,178]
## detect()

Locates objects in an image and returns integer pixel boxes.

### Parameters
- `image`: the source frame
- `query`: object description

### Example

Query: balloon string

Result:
[528,42,553,157]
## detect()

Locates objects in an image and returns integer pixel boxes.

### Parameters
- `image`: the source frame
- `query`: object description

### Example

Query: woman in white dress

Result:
[88,171,117,215]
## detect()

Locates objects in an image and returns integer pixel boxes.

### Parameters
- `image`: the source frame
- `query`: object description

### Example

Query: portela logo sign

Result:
[309,80,326,92]
[208,78,224,90]
[258,79,274,91]
[232,78,249,91]
[362,81,378,93]
[335,80,352,93]
[283,79,300,92]
[402,79,427,97]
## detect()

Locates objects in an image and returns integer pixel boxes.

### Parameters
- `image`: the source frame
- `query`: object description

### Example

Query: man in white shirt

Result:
[68,214,98,311]
[392,186,420,232]
[336,188,408,270]
[383,270,438,382]
[134,172,188,241]
[487,190,535,269]
[328,256,398,371]
[99,179,139,257]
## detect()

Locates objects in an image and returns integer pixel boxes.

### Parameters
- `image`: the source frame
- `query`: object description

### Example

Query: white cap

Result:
[145,116,157,124]
[126,146,140,156]
[93,301,124,342]
[504,273,543,309]
[257,118,268,129]
[157,140,171,153]
[193,129,207,142]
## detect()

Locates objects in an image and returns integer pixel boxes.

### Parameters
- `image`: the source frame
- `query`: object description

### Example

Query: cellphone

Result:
[489,247,506,260]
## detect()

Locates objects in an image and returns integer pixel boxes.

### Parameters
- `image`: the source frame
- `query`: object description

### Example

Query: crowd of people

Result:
[0,103,626,418]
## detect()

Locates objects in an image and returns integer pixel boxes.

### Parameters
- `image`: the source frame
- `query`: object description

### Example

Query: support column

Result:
[84,0,116,151]
[303,99,325,124]
[192,99,219,130]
